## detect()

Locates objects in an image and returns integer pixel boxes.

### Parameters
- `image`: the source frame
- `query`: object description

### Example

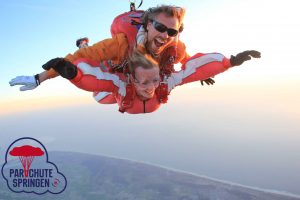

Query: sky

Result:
[1,0,300,196]
[1,0,299,112]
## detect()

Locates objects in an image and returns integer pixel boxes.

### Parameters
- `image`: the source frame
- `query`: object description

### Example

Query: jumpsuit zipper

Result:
[143,100,146,113]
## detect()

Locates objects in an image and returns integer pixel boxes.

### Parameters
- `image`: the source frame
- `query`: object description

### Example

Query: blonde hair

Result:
[128,50,158,77]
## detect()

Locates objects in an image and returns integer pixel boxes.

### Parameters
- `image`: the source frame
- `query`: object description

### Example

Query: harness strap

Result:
[129,0,143,11]
[155,80,169,104]
[119,83,135,113]
[159,45,177,76]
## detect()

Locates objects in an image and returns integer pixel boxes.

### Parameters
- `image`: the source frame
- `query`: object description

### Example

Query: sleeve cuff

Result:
[70,68,83,83]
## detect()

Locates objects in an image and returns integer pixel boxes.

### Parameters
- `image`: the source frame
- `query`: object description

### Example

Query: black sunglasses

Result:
[150,19,179,37]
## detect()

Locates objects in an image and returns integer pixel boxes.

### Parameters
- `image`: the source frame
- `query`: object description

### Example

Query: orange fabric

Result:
[46,33,129,79]
[176,40,190,64]
[64,33,129,64]
[46,33,188,79]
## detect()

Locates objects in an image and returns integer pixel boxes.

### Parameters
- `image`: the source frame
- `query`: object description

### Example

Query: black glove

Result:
[42,58,77,80]
[230,50,261,67]
[201,78,215,86]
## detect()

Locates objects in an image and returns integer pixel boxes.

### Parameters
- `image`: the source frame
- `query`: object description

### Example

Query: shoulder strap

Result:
[119,83,136,113]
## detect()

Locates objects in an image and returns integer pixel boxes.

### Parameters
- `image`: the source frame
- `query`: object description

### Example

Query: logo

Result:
[1,137,67,194]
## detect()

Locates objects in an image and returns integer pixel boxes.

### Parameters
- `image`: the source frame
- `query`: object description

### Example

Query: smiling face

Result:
[146,13,180,55]
[131,66,160,100]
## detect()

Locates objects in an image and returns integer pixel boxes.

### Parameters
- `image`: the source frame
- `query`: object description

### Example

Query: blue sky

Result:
[1,0,299,88]
[1,0,300,195]
[1,0,299,114]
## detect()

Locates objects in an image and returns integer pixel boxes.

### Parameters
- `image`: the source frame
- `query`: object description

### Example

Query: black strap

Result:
[137,0,143,8]
[34,74,40,85]
[130,0,143,11]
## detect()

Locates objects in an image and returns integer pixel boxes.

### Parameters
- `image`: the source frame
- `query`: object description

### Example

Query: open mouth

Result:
[154,38,165,48]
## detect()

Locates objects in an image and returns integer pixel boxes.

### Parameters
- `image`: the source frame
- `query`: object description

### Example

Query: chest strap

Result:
[155,81,169,104]
[119,83,135,113]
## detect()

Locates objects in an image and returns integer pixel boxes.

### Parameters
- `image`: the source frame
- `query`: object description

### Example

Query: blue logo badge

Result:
[1,137,67,194]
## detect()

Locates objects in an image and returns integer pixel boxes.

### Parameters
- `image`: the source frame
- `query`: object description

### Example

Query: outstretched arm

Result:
[177,41,216,86]
[168,50,260,91]
[9,38,89,91]
[41,57,124,95]
[9,33,128,91]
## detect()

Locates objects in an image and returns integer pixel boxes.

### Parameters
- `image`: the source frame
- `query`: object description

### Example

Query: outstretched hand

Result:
[9,75,39,91]
[201,78,215,86]
[230,50,261,67]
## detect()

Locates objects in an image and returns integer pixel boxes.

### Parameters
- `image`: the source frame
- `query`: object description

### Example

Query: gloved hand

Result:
[201,78,215,86]
[76,37,89,49]
[42,58,77,80]
[9,75,40,91]
[230,50,261,67]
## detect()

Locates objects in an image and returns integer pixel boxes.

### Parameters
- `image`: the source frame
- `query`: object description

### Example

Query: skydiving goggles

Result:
[149,19,180,37]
